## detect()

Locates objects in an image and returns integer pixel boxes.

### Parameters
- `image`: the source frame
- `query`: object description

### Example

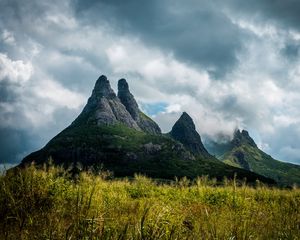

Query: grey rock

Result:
[118,78,161,134]
[118,78,140,120]
[137,112,162,135]
[72,75,140,130]
[143,142,162,154]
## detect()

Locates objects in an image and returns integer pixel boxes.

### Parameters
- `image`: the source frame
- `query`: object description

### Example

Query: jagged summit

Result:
[118,78,129,90]
[92,75,116,98]
[72,75,140,130]
[232,129,257,148]
[178,112,195,128]
[170,112,210,157]
[117,78,161,135]
[118,78,140,121]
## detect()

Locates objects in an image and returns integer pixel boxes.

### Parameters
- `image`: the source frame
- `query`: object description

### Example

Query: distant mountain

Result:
[206,129,300,186]
[20,75,274,183]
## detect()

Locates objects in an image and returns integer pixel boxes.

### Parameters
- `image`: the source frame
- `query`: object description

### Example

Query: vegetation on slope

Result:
[22,124,274,183]
[206,130,300,186]
[222,144,300,186]
[1,166,299,239]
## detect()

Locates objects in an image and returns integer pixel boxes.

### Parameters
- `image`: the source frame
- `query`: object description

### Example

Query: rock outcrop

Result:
[118,79,161,134]
[72,75,140,130]
[169,112,211,158]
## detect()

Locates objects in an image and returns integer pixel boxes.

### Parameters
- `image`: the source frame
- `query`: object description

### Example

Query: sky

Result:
[1,0,300,165]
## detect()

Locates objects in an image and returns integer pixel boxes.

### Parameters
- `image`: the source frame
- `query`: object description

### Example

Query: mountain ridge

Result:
[19,75,275,184]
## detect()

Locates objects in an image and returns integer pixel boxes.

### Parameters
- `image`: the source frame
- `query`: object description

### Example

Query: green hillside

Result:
[222,144,300,186]
[208,130,300,186]
[22,124,273,183]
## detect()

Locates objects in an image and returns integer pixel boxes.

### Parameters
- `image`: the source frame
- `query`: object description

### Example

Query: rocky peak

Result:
[117,78,140,120]
[92,75,116,99]
[118,78,129,91]
[72,75,140,130]
[178,112,196,129]
[232,129,257,148]
[170,112,210,156]
[117,78,161,135]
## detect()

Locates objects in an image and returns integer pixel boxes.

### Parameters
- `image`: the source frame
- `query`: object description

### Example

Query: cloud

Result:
[73,0,250,78]
[221,0,300,32]
[0,53,33,83]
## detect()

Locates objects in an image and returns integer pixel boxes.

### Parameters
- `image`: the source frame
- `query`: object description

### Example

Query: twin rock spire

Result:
[73,75,161,134]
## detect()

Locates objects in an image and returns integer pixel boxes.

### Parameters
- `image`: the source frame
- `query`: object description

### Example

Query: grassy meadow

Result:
[0,165,300,239]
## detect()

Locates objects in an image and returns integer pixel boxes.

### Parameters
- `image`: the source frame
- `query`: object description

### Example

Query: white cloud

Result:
[0,53,33,83]
[166,104,181,113]
[32,78,85,109]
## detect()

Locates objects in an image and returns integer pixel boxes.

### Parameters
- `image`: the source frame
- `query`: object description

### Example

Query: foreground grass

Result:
[0,166,300,239]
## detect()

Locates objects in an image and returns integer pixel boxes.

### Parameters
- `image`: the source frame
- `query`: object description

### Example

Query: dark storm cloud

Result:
[0,105,81,164]
[0,128,36,163]
[223,0,300,32]
[73,0,249,78]
[217,0,300,65]
[281,42,300,60]
[0,80,18,103]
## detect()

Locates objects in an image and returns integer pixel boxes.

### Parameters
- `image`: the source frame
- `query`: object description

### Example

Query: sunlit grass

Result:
[1,165,299,239]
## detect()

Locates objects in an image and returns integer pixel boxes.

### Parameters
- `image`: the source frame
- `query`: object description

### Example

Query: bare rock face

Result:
[72,75,140,130]
[143,142,162,154]
[117,79,140,120]
[117,78,161,134]
[170,112,211,158]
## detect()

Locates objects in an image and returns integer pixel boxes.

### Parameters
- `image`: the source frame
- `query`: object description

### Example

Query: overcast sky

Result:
[1,0,300,164]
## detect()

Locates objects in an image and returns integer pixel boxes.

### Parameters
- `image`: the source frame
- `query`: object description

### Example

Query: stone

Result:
[117,78,161,134]
[72,75,141,130]
[143,142,162,154]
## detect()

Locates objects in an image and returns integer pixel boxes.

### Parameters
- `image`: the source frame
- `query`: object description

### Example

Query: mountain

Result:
[20,75,274,183]
[169,112,211,158]
[206,129,300,186]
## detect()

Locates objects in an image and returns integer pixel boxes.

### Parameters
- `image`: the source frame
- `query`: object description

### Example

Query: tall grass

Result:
[0,165,299,239]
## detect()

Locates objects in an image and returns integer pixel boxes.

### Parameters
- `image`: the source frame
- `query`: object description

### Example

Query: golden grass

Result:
[0,165,299,239]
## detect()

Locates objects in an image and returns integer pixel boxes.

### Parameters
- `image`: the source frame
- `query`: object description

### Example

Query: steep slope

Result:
[169,112,211,159]
[20,75,274,183]
[208,130,300,186]
[117,78,161,134]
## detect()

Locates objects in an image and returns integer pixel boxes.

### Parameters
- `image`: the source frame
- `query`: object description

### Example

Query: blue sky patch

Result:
[140,102,168,116]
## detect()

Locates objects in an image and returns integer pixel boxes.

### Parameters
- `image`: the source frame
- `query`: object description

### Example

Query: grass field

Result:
[1,165,300,239]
